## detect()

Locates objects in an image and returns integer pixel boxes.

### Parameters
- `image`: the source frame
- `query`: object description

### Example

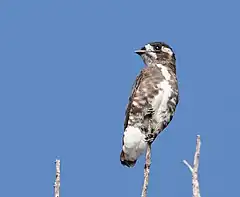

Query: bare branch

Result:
[141,143,151,197]
[183,135,201,197]
[54,159,61,197]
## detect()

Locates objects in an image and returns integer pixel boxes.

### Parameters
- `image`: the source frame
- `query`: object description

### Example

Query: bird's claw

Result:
[145,133,156,143]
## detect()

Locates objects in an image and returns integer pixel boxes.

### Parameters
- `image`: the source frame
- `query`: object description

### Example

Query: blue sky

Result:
[0,0,239,197]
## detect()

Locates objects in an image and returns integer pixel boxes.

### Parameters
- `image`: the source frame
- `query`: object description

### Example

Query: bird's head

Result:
[135,42,176,68]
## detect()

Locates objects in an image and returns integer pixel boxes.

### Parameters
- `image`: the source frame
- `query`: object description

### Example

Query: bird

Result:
[120,42,179,167]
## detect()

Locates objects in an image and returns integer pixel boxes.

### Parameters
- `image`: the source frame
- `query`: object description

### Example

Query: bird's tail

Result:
[120,150,137,167]
[120,126,147,167]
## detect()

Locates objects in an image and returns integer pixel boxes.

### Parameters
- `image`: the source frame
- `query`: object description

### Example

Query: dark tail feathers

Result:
[120,150,136,167]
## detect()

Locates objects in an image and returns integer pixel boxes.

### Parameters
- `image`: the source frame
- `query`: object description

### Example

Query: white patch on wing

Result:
[129,116,134,120]
[123,126,147,161]
[145,44,157,59]
[132,101,139,107]
[139,99,146,105]
[161,46,173,56]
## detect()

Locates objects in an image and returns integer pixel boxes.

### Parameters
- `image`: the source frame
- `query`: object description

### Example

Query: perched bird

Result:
[120,42,179,167]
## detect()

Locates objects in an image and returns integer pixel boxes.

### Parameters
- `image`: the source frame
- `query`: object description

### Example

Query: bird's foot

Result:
[145,133,156,143]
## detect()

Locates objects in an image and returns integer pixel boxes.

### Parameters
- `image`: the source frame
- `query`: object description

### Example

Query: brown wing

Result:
[124,70,145,130]
[123,66,164,131]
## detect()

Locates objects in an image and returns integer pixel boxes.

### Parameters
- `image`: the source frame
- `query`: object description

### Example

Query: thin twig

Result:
[54,159,61,197]
[183,160,193,173]
[141,143,151,197]
[183,135,201,197]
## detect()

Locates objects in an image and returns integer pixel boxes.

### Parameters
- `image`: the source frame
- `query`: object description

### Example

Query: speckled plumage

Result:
[120,42,179,167]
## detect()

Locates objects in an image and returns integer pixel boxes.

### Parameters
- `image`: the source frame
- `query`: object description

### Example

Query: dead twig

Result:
[183,135,201,197]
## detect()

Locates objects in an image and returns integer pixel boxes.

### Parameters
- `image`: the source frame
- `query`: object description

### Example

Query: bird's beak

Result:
[135,49,146,55]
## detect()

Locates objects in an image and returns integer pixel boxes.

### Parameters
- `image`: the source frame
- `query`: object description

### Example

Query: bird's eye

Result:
[154,46,161,50]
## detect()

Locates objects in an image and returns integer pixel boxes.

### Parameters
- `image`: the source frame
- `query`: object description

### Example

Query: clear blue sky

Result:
[0,0,239,197]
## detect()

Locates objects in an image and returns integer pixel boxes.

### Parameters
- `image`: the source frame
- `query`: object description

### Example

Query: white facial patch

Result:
[161,46,173,56]
[145,44,157,59]
[145,44,154,51]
